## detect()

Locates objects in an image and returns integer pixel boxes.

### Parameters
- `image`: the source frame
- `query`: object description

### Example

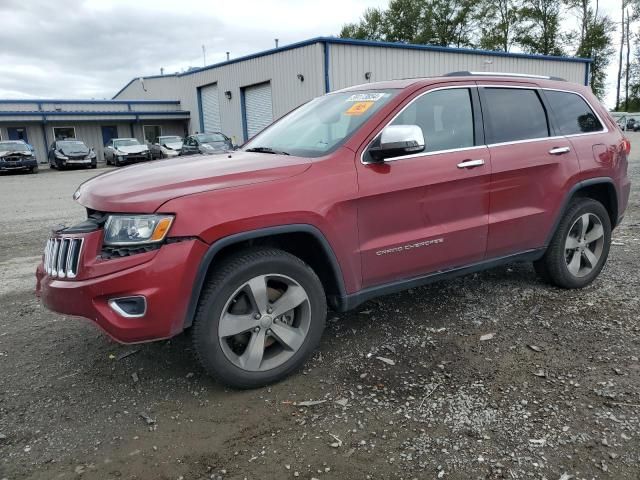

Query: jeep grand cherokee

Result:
[36,72,631,388]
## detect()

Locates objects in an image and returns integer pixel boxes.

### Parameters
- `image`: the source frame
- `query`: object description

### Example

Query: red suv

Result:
[36,73,631,388]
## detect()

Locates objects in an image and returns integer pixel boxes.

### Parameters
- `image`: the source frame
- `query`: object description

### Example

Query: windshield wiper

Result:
[245,146,290,155]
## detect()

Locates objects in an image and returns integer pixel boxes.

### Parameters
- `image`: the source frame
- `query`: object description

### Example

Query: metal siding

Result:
[243,82,273,139]
[113,43,326,144]
[328,44,586,91]
[200,83,221,133]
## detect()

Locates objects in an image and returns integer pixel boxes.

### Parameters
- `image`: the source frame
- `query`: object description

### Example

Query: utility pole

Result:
[616,1,625,110]
[625,8,631,111]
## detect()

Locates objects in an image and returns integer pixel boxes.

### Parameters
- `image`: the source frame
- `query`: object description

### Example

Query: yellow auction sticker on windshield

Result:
[345,101,374,116]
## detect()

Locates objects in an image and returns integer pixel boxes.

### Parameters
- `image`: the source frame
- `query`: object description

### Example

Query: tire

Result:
[30,165,38,174]
[192,247,326,389]
[534,198,611,289]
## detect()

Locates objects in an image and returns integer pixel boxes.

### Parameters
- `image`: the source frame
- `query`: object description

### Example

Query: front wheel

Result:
[192,248,326,389]
[534,198,611,288]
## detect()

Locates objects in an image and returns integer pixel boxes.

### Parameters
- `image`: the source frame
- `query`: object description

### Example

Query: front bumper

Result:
[119,153,151,163]
[0,158,37,170]
[35,231,208,343]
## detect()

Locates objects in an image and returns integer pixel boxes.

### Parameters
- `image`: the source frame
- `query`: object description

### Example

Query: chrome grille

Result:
[44,237,83,279]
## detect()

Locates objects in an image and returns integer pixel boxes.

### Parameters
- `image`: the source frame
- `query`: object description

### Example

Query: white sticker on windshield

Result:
[345,93,386,102]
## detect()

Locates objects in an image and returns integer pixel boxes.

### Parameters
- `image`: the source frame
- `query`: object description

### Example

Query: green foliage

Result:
[515,0,565,56]
[338,0,479,47]
[477,0,520,52]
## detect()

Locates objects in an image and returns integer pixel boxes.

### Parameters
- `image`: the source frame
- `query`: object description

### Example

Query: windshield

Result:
[0,141,29,152]
[114,139,140,148]
[244,90,397,157]
[158,136,182,143]
[58,140,88,153]
[196,133,227,143]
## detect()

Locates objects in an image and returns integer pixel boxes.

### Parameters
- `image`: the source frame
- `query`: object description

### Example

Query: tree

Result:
[516,0,565,55]
[339,7,385,41]
[339,0,479,48]
[477,0,520,52]
[383,0,423,42]
[418,0,479,48]
[567,0,615,99]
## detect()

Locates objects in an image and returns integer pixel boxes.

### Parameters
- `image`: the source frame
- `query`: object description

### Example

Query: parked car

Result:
[181,132,233,156]
[626,117,636,130]
[149,135,183,159]
[104,138,152,166]
[48,139,97,169]
[37,73,631,389]
[0,140,38,173]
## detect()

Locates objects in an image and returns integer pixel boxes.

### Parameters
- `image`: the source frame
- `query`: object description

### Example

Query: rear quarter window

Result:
[545,90,604,135]
[482,88,550,144]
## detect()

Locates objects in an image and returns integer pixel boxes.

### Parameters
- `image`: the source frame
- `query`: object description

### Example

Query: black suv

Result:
[49,139,97,169]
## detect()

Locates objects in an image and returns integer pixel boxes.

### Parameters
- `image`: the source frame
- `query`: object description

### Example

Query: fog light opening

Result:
[108,296,147,318]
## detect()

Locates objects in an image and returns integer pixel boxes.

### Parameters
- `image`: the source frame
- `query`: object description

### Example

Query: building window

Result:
[52,126,77,140]
[143,125,162,143]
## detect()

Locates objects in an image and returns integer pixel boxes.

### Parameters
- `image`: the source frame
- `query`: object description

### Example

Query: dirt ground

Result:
[0,139,638,480]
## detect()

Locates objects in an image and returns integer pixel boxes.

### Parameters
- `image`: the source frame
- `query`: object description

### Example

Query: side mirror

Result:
[368,125,425,162]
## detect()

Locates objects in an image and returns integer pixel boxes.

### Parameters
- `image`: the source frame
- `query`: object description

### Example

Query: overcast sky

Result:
[0,0,622,107]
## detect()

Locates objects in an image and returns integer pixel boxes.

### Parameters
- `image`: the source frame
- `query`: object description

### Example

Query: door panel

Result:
[356,85,490,288]
[480,86,580,257]
[8,127,28,142]
[486,139,579,257]
[357,147,491,287]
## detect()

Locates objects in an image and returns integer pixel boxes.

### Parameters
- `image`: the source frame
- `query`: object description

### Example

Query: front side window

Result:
[545,90,604,135]
[244,90,398,158]
[390,88,474,153]
[483,88,549,144]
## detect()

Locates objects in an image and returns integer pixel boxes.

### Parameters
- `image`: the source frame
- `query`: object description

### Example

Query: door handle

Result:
[457,159,485,169]
[549,146,571,155]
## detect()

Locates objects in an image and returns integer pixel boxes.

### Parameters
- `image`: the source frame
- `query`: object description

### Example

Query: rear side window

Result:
[545,90,604,135]
[391,88,475,152]
[483,88,549,144]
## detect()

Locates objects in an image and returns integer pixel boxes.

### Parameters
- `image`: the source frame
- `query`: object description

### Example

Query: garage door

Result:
[244,82,273,139]
[200,84,221,133]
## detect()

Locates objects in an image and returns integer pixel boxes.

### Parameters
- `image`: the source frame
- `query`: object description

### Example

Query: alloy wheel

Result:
[218,274,311,372]
[564,213,605,278]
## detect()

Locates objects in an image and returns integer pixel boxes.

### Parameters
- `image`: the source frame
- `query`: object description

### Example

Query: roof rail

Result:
[444,71,566,81]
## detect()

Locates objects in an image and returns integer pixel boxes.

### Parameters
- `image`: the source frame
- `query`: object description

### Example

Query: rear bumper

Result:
[0,159,37,170]
[36,237,209,343]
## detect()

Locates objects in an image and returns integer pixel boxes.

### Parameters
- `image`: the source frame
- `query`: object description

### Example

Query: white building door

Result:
[200,84,221,133]
[244,82,273,140]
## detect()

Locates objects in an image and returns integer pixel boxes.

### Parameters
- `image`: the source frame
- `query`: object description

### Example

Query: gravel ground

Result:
[0,141,638,480]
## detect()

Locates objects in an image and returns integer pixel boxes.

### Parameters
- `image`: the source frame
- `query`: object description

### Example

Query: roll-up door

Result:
[244,82,273,139]
[200,84,221,133]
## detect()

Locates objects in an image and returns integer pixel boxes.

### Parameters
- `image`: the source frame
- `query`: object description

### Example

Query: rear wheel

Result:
[534,198,611,288]
[192,248,326,388]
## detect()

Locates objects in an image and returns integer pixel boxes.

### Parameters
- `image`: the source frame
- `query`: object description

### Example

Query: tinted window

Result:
[545,90,603,134]
[484,88,549,143]
[391,88,474,152]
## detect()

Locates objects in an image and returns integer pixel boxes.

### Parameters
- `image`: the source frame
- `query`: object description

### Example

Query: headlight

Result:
[55,151,68,160]
[115,150,127,156]
[103,214,174,246]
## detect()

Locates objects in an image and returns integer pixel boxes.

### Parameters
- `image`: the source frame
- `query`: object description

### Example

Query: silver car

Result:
[149,135,183,159]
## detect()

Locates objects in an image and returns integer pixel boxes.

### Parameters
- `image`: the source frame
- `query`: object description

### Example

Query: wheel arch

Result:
[546,177,619,246]
[183,224,348,330]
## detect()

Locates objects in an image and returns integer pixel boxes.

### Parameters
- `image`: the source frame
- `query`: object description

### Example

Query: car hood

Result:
[163,142,183,150]
[76,151,312,212]
[117,145,148,154]
[0,150,32,157]
[60,146,89,156]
